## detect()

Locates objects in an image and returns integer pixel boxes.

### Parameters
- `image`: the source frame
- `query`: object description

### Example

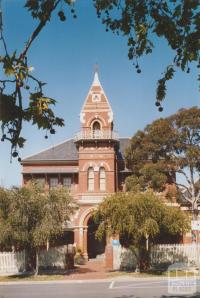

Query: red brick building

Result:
[21,72,130,260]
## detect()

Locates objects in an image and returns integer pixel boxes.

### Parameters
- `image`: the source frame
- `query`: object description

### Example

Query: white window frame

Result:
[49,177,58,189]
[99,167,106,191]
[63,177,72,189]
[88,167,94,191]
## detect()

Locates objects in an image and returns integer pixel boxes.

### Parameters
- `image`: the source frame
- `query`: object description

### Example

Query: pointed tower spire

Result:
[92,71,101,86]
[92,64,101,86]
[79,69,114,128]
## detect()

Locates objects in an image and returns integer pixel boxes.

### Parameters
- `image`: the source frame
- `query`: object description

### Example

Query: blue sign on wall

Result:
[112,239,120,246]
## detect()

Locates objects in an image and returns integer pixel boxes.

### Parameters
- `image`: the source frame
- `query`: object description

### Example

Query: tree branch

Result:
[176,168,191,186]
[176,182,191,194]
[18,0,61,62]
[1,34,8,55]
[0,79,15,83]
[196,192,200,203]
[176,182,193,204]
[27,74,45,92]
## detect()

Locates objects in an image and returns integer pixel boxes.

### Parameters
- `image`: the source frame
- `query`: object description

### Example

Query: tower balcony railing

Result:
[74,129,119,141]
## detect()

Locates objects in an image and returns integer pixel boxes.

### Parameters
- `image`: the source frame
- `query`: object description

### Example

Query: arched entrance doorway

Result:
[87,217,106,259]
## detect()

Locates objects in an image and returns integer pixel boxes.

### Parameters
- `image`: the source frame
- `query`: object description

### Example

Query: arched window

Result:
[92,121,101,138]
[93,121,100,131]
[99,167,106,191]
[88,167,94,191]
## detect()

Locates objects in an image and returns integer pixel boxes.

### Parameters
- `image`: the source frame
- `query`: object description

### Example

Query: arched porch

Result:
[87,216,106,259]
[75,208,106,260]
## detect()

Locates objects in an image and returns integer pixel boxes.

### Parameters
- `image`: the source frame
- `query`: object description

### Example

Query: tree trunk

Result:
[139,239,150,271]
[25,245,34,272]
[192,200,198,243]
[35,248,39,276]
[145,234,149,251]
[191,199,200,269]
[46,240,49,251]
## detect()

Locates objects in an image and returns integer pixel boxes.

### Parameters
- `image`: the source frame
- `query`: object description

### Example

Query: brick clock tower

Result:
[75,71,119,194]
[73,71,120,259]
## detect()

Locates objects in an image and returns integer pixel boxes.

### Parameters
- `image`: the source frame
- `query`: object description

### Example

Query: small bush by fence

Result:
[39,246,66,270]
[120,247,138,271]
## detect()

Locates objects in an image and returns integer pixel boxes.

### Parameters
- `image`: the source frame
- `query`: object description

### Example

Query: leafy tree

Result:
[95,0,200,109]
[0,181,77,274]
[125,107,200,241]
[0,187,13,250]
[94,191,189,270]
[0,0,74,158]
[0,0,199,157]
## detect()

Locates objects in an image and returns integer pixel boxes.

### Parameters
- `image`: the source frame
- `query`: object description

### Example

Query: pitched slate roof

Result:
[22,138,130,162]
[22,139,78,162]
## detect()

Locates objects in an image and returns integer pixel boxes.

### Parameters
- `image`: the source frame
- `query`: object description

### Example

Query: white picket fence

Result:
[1,244,199,274]
[151,244,200,266]
[0,246,74,275]
[115,244,200,270]
[0,251,26,274]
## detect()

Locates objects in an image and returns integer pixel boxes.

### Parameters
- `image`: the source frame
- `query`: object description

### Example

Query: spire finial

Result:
[94,63,99,74]
[92,64,101,86]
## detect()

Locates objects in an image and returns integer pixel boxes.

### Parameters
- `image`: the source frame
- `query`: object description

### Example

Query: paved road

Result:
[0,279,200,298]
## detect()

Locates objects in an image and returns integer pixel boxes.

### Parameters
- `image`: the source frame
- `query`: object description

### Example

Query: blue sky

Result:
[0,0,199,187]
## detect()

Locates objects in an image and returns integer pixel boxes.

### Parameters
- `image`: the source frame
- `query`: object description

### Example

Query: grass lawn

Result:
[0,273,67,282]
[0,270,198,282]
[108,270,199,278]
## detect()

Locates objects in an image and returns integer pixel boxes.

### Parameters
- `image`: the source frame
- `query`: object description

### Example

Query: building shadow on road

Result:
[161,294,200,298]
[113,293,200,298]
[113,295,134,298]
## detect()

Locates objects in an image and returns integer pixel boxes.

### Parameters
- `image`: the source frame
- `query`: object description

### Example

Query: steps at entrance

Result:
[89,254,105,261]
[96,253,105,260]
[64,258,107,280]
